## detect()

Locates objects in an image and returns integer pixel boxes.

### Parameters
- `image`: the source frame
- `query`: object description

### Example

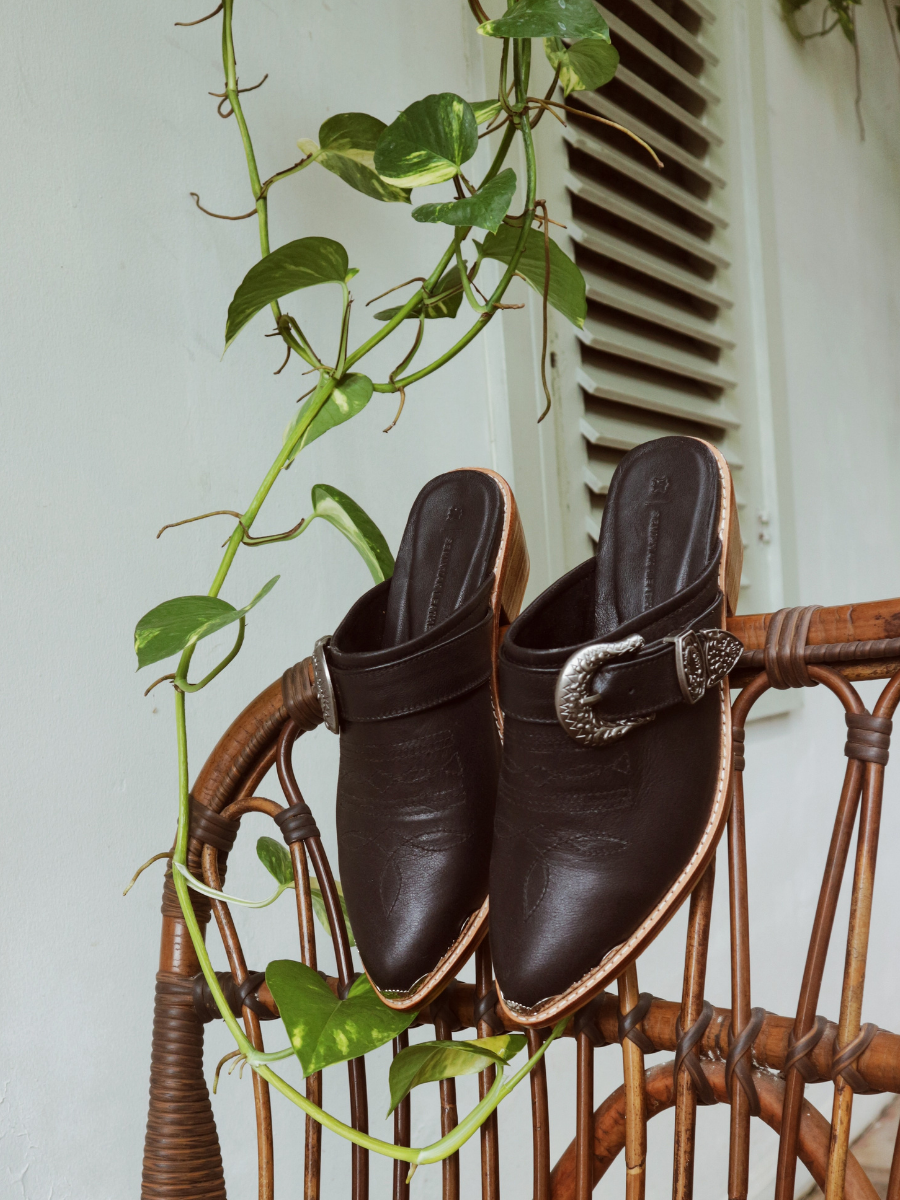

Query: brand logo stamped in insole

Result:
[425,535,455,631]
[642,508,660,609]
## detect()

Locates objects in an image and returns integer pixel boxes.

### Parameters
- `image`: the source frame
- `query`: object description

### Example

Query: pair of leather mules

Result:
[314,436,744,1027]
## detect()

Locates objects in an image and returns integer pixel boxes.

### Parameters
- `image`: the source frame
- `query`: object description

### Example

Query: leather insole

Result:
[383,471,503,648]
[593,437,720,637]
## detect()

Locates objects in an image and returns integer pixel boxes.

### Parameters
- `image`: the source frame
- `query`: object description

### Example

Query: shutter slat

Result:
[556,0,763,583]
[577,367,740,430]
[601,0,719,66]
[566,173,730,270]
[666,0,716,24]
[569,223,732,310]
[601,11,720,107]
[563,131,728,229]
[581,268,735,351]
[578,322,736,390]
[613,63,724,148]
[572,90,726,187]
[580,412,744,463]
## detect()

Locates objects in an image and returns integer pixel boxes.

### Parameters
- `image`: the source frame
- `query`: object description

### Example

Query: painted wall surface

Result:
[2,2,900,1199]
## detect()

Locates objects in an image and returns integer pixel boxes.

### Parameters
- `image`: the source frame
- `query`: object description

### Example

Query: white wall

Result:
[2,1,900,1198]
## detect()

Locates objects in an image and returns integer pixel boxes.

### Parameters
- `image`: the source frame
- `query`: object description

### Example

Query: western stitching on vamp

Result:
[538,686,730,1020]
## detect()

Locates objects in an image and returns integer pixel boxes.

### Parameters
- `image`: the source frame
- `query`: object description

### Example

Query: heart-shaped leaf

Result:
[480,0,611,41]
[257,838,356,944]
[412,168,517,234]
[476,224,587,327]
[134,577,279,670]
[225,237,353,349]
[283,374,374,465]
[266,960,414,1076]
[387,1034,527,1116]
[257,836,294,887]
[545,36,619,95]
[374,94,478,189]
[309,483,394,583]
[300,114,412,203]
[374,266,465,322]
[470,99,503,126]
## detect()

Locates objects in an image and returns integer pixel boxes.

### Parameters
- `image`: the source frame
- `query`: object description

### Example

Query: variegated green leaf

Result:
[309,483,394,584]
[476,224,586,328]
[471,99,503,126]
[225,238,352,349]
[387,1035,527,1116]
[544,37,619,95]
[299,113,412,203]
[374,94,478,189]
[283,374,373,465]
[412,168,517,234]
[480,0,611,40]
[134,578,279,669]
[266,960,414,1077]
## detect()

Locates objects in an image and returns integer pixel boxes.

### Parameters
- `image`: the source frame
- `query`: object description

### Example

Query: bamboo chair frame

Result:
[141,595,900,1200]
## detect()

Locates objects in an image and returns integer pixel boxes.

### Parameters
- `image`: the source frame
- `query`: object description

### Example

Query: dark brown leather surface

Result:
[328,472,505,993]
[490,437,727,1009]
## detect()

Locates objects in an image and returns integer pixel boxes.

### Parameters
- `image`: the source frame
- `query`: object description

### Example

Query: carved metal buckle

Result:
[312,635,340,734]
[554,635,654,747]
[665,627,744,705]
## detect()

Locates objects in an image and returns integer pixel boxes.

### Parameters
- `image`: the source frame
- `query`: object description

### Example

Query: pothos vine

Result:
[778,0,900,139]
[132,0,656,1171]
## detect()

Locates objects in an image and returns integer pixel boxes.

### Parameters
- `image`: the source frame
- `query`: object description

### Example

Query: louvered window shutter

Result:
[562,0,745,560]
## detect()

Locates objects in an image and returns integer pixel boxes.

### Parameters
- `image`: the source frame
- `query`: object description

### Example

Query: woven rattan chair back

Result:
[140,596,900,1200]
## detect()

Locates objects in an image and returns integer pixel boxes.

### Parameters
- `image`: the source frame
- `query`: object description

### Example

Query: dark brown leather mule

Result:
[320,469,528,1011]
[490,437,743,1025]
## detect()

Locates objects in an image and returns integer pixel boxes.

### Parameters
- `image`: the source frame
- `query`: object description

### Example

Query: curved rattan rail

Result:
[141,597,900,1200]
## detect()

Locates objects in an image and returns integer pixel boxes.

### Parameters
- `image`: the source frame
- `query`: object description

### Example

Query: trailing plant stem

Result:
[165,3,568,1163]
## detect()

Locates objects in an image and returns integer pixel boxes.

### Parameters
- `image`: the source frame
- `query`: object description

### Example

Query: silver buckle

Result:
[312,635,340,734]
[555,635,654,747]
[666,628,743,705]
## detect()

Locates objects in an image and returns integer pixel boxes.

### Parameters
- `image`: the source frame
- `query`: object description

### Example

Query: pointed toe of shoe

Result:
[490,858,625,1010]
[490,695,725,1015]
[354,891,481,995]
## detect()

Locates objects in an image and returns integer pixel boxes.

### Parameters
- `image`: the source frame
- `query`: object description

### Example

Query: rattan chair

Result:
[140,596,900,1200]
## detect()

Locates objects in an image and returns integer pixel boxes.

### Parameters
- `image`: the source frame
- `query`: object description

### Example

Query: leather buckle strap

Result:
[325,607,494,724]
[551,604,743,746]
